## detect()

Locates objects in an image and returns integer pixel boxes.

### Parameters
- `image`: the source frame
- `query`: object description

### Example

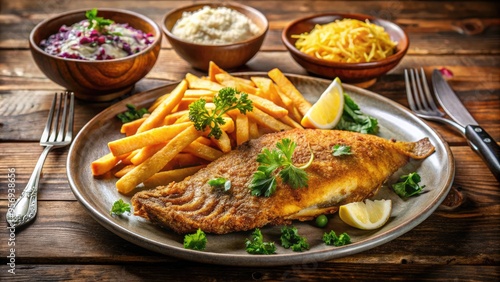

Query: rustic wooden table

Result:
[1,0,499,280]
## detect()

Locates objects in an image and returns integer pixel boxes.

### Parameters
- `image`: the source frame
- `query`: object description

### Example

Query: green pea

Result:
[315,214,328,228]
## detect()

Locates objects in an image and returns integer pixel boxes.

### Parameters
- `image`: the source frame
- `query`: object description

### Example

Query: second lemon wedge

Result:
[300,77,344,129]
[339,199,392,230]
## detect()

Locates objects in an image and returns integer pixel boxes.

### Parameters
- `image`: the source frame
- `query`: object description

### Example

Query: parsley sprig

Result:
[335,94,378,134]
[245,228,276,255]
[116,104,149,123]
[250,138,313,197]
[183,228,207,250]
[391,172,426,198]
[86,8,114,31]
[110,199,131,216]
[280,226,309,252]
[332,144,352,156]
[189,87,253,139]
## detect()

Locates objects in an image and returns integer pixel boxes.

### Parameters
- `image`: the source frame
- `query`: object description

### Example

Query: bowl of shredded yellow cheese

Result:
[282,13,409,85]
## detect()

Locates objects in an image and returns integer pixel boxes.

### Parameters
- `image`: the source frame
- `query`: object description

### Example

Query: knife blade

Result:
[432,69,500,182]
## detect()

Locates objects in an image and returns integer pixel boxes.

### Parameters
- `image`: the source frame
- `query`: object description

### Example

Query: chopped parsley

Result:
[250,138,313,197]
[332,144,352,156]
[208,177,231,192]
[110,199,131,216]
[392,172,426,198]
[280,226,309,252]
[116,104,149,123]
[335,93,378,134]
[322,230,351,246]
[245,228,276,255]
[183,228,207,251]
[189,87,253,139]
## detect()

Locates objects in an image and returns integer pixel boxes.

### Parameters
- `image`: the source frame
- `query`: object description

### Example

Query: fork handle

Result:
[465,125,500,182]
[6,146,53,228]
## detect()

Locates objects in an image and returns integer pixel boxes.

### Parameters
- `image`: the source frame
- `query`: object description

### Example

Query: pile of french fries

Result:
[91,62,312,194]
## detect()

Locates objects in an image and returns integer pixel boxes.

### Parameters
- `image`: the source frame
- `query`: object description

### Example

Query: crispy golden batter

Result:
[132,129,434,234]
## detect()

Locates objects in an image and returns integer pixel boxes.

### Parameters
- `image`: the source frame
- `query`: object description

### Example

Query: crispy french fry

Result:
[247,107,293,132]
[195,136,213,146]
[163,110,189,125]
[251,76,285,107]
[268,68,312,116]
[148,93,170,112]
[288,105,303,124]
[247,94,288,118]
[108,122,191,156]
[218,78,258,95]
[210,130,232,153]
[116,125,202,194]
[186,73,224,91]
[215,73,255,87]
[248,120,260,139]
[114,164,136,178]
[137,79,188,133]
[184,89,216,98]
[91,152,120,176]
[120,117,147,136]
[162,153,207,171]
[130,143,167,165]
[235,113,249,146]
[143,165,206,189]
[208,61,228,82]
[183,140,224,161]
[280,115,304,129]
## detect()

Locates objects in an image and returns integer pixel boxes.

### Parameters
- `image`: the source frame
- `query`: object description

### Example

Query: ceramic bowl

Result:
[162,2,268,71]
[29,8,162,101]
[282,13,409,86]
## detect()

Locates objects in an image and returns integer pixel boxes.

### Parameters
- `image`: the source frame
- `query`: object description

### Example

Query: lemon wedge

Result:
[339,199,392,230]
[301,77,344,129]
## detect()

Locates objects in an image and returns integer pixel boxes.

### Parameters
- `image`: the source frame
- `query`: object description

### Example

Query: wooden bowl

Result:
[282,13,409,86]
[162,2,268,71]
[29,8,162,101]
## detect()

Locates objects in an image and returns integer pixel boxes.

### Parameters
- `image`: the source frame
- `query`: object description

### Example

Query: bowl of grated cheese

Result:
[282,13,409,87]
[162,2,268,71]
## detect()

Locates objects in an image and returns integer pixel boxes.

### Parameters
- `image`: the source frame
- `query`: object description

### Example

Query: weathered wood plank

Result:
[1,264,499,281]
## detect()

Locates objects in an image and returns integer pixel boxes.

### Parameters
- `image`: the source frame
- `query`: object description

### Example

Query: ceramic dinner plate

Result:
[67,73,454,266]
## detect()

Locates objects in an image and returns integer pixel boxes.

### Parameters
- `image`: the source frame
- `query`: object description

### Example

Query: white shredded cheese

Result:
[171,6,261,45]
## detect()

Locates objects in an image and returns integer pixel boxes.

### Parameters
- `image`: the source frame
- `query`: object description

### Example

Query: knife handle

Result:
[465,125,500,182]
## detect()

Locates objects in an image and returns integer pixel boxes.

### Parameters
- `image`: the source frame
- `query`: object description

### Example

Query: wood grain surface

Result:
[1,0,499,281]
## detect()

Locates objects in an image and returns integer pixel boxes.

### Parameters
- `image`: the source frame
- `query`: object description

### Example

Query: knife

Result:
[432,69,500,182]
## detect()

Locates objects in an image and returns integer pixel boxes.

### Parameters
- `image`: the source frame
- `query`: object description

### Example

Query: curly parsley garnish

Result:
[250,138,313,197]
[183,228,207,250]
[280,226,309,252]
[322,230,351,246]
[335,93,378,134]
[332,144,352,156]
[189,87,253,139]
[86,8,114,31]
[116,104,149,123]
[110,199,131,216]
[245,228,276,255]
[392,172,426,198]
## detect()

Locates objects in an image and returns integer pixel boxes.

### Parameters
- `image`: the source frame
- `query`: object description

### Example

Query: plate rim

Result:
[67,72,455,266]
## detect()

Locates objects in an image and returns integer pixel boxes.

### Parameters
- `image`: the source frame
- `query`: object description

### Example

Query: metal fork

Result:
[6,92,74,228]
[404,68,465,135]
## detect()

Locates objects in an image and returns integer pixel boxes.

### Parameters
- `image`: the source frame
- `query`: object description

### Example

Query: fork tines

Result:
[41,92,74,145]
[404,68,441,115]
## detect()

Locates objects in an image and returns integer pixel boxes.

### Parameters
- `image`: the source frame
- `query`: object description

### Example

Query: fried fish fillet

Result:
[131,129,434,234]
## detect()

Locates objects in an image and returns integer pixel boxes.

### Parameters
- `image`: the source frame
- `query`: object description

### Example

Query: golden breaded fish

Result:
[132,129,434,234]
